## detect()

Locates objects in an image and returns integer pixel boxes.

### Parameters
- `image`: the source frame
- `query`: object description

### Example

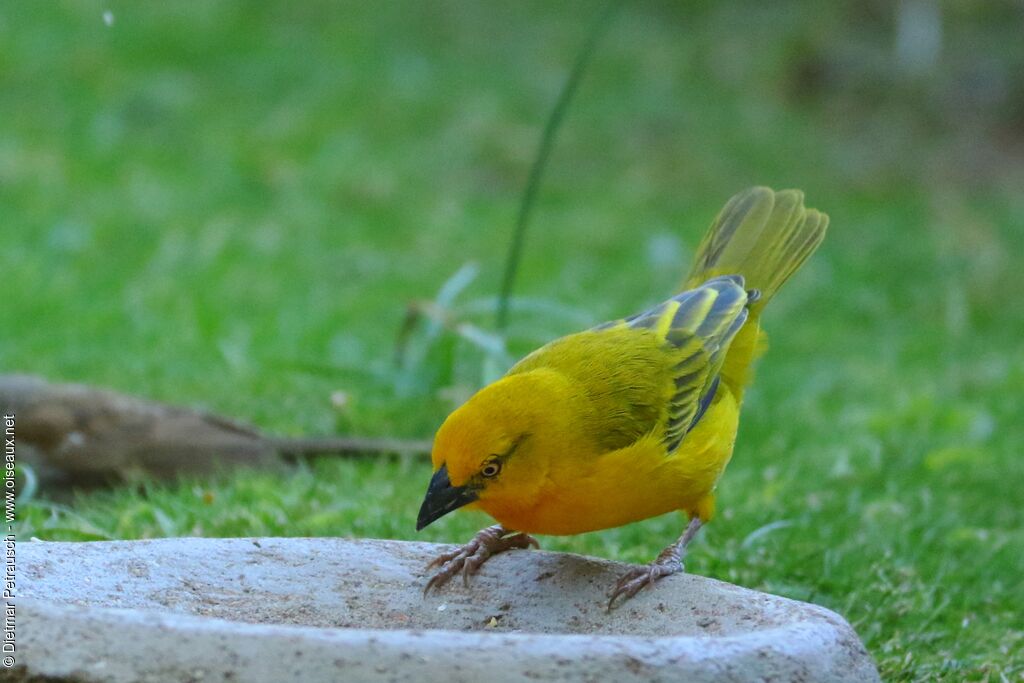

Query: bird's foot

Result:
[423,525,539,595]
[607,545,684,609]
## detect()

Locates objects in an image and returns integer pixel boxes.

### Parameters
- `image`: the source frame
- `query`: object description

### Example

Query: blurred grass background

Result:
[4,1,1023,679]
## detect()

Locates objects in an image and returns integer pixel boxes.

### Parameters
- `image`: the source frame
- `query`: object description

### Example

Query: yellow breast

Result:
[478,389,741,536]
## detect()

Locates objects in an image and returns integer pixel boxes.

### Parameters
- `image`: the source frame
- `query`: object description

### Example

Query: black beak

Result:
[416,464,478,531]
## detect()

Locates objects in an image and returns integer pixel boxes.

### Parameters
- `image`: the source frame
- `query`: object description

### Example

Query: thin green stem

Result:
[495,0,623,331]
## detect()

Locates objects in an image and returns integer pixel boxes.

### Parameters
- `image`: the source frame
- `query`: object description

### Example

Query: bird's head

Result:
[416,371,568,531]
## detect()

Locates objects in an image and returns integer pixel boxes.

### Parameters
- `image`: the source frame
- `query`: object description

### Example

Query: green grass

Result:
[5,2,1024,680]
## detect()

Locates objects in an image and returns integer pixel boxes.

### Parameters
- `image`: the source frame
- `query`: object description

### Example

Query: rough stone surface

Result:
[14,537,880,682]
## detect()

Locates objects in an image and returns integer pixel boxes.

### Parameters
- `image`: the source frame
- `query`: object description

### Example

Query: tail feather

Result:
[684,187,828,311]
[684,187,828,394]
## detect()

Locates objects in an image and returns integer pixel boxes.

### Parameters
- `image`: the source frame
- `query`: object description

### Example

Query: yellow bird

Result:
[416,187,828,606]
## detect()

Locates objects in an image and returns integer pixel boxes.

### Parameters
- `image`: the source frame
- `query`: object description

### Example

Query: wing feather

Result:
[509,276,752,455]
[623,275,750,452]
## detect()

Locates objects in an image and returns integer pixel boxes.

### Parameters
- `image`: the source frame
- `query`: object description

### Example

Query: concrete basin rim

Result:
[21,596,852,658]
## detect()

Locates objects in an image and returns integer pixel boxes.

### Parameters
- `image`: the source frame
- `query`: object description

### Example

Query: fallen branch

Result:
[273,435,431,459]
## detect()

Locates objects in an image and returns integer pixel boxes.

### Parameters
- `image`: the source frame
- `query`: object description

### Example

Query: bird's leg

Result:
[607,516,704,609]
[423,524,539,595]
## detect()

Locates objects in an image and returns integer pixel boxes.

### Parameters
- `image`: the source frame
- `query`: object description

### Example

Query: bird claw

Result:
[425,546,465,572]
[423,526,538,596]
[607,558,683,609]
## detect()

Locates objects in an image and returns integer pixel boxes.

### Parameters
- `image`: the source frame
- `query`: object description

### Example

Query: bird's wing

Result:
[511,276,752,454]
[614,275,751,452]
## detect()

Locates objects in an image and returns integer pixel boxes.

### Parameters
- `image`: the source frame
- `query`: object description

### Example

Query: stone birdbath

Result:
[14,537,879,682]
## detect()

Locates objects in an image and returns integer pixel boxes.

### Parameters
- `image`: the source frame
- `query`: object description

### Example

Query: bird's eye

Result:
[481,459,502,478]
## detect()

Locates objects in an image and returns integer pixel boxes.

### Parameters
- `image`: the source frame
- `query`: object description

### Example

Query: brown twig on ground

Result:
[273,435,431,459]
